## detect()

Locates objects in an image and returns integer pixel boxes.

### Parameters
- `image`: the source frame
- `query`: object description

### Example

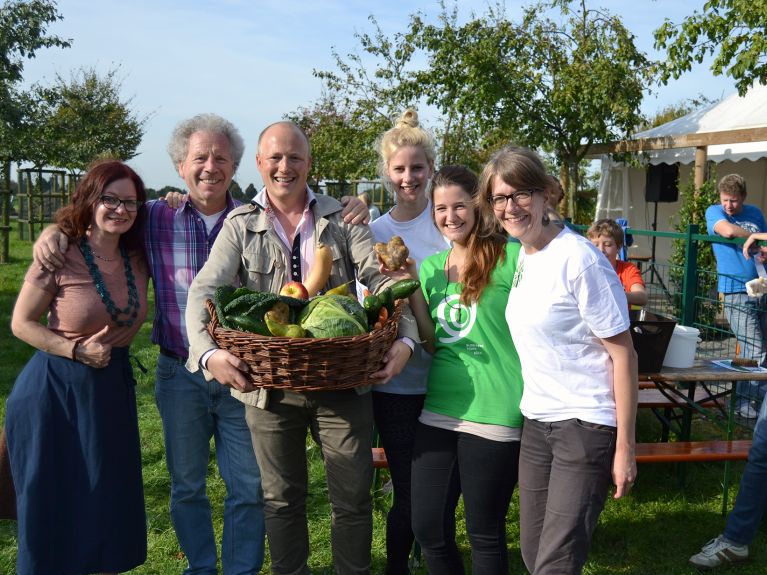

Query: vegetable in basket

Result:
[265,303,307,338]
[298,294,368,338]
[362,279,420,328]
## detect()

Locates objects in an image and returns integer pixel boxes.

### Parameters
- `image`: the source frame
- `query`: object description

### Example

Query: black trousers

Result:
[411,422,520,575]
[372,391,425,574]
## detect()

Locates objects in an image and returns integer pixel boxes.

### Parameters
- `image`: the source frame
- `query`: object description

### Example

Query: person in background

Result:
[587,218,648,308]
[544,174,565,223]
[686,231,767,570]
[359,191,381,222]
[8,160,149,575]
[706,173,767,419]
[368,109,451,574]
[383,165,523,574]
[185,120,419,575]
[483,145,637,575]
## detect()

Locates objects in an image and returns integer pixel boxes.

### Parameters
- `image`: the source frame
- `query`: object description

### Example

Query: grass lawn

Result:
[0,232,765,574]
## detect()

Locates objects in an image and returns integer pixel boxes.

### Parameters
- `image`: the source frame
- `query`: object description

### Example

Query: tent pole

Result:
[694,146,708,191]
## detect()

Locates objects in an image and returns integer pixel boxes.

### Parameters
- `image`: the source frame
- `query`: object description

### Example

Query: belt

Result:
[159,347,186,362]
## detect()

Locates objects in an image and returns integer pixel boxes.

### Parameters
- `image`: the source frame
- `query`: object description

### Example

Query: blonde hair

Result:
[376,109,437,190]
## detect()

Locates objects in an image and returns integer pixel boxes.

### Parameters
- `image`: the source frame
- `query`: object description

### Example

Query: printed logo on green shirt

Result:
[437,294,476,343]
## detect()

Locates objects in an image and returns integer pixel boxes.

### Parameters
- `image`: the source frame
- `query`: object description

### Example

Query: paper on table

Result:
[711,359,767,373]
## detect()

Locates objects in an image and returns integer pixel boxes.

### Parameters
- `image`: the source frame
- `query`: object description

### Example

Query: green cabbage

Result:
[298,294,368,338]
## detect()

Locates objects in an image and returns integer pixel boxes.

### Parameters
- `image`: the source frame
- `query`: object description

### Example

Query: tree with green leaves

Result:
[0,0,70,262]
[413,0,651,221]
[244,182,256,199]
[654,0,767,97]
[30,66,149,173]
[314,1,651,222]
[0,0,70,163]
[228,180,246,202]
[313,7,492,172]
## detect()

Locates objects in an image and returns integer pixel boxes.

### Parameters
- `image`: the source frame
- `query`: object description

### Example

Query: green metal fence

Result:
[583,224,766,427]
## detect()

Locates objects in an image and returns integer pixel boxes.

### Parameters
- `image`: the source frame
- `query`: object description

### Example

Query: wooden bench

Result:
[635,440,751,463]
[637,388,720,409]
[375,441,752,467]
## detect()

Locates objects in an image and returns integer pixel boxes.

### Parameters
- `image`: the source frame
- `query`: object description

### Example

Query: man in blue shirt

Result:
[705,173,767,419]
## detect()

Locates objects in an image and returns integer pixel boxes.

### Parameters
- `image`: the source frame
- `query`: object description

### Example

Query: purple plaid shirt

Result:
[145,193,241,358]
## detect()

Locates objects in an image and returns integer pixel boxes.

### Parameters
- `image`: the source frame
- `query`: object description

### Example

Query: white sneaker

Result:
[689,535,748,570]
[737,403,759,419]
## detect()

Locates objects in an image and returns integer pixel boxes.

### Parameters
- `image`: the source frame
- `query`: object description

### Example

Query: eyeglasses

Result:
[100,195,143,212]
[489,189,539,210]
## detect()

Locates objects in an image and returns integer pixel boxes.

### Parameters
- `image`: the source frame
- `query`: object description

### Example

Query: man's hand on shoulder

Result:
[33,225,68,272]
[340,195,370,225]
[206,349,255,392]
[161,191,187,209]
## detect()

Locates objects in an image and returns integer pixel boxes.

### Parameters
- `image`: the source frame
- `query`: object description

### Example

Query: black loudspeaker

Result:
[645,163,679,202]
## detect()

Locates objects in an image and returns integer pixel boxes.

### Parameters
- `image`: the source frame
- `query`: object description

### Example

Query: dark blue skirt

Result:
[5,347,146,574]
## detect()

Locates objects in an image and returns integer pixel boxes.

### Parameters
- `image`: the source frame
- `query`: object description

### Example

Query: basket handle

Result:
[205,299,220,329]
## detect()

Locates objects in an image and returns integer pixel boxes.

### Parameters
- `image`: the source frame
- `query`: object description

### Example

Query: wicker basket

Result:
[205,299,401,391]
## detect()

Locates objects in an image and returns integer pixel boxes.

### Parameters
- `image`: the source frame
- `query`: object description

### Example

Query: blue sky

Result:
[20,0,734,189]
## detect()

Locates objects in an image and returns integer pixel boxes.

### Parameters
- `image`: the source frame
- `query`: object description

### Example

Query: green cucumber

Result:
[390,279,421,300]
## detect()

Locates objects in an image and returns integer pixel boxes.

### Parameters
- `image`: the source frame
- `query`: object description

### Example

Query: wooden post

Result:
[694,146,708,192]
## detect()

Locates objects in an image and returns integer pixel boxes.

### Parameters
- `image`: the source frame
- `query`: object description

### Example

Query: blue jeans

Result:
[723,293,767,407]
[723,397,767,545]
[155,353,265,575]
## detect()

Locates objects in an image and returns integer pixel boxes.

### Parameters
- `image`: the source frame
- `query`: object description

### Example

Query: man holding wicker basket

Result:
[186,121,418,575]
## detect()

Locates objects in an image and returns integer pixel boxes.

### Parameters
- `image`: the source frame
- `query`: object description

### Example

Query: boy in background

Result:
[588,218,648,309]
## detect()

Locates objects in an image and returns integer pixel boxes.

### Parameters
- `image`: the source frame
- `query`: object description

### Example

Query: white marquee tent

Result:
[595,84,767,262]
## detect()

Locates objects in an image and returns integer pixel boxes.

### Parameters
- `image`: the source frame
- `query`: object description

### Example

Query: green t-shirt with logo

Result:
[419,242,524,428]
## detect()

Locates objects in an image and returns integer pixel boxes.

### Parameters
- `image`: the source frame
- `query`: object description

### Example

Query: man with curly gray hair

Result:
[153,113,266,575]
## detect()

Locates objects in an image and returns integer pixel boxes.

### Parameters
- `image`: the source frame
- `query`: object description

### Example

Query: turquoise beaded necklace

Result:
[79,236,140,327]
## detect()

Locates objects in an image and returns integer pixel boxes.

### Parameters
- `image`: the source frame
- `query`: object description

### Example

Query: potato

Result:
[375,235,409,270]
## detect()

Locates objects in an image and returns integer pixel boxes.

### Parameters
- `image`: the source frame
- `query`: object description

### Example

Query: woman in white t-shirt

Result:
[479,146,638,575]
[369,109,450,573]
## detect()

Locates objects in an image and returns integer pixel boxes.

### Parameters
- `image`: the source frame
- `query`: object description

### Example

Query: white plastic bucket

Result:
[662,325,701,368]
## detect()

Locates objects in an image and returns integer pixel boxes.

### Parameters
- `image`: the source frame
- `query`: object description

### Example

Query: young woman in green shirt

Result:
[384,165,524,574]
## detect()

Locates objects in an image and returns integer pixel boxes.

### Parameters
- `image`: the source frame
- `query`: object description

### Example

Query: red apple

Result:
[280,281,309,300]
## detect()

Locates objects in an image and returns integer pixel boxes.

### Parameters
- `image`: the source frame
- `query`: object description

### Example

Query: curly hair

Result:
[167,113,245,169]
[55,160,147,253]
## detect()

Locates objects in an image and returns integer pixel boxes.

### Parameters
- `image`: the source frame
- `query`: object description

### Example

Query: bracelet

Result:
[71,341,80,362]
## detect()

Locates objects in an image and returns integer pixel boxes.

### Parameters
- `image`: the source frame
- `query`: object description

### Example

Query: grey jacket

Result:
[185,193,417,407]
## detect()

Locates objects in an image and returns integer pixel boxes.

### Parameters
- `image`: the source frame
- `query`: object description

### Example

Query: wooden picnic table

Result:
[638,359,765,513]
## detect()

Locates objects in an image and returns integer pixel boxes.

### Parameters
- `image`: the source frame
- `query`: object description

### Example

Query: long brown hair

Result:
[56,160,147,253]
[431,165,507,305]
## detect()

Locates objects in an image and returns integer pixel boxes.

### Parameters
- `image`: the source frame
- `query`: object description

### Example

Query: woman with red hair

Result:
[6,160,149,574]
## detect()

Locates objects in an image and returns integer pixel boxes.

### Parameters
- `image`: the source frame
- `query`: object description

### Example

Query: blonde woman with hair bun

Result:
[366,109,450,573]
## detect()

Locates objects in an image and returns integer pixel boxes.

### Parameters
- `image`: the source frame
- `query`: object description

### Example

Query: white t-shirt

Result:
[366,201,450,395]
[506,227,629,426]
